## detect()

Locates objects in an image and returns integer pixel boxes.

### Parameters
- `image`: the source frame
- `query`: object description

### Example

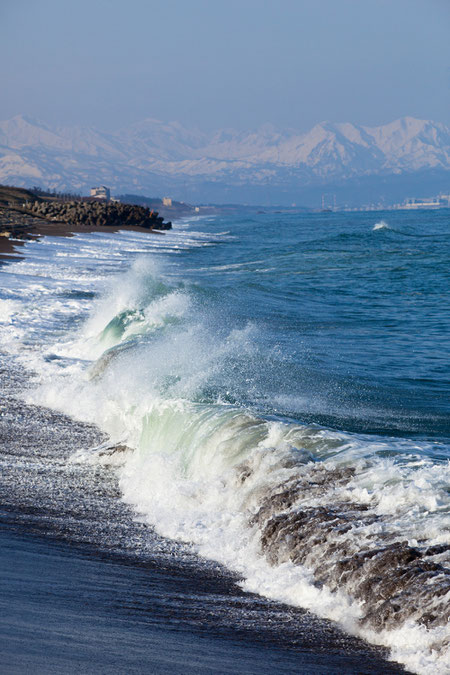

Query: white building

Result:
[162,197,172,207]
[403,197,440,209]
[90,186,110,201]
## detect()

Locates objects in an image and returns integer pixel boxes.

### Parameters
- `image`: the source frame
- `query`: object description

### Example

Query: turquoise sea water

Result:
[0,208,449,673]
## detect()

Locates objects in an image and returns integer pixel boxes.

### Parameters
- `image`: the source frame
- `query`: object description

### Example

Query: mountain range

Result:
[1,115,449,206]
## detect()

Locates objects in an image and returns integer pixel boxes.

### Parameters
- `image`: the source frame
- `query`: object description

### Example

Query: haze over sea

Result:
[0,207,449,673]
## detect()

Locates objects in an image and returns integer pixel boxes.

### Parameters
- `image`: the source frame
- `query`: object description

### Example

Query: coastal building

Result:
[90,186,110,201]
[162,197,172,207]
[403,197,440,209]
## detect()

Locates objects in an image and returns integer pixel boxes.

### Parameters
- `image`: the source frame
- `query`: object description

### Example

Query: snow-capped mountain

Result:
[0,114,449,205]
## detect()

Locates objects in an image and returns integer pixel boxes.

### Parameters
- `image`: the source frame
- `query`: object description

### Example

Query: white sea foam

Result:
[373,220,389,230]
[0,298,19,323]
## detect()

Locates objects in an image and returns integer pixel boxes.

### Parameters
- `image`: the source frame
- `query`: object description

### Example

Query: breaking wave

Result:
[25,253,449,675]
[373,221,390,231]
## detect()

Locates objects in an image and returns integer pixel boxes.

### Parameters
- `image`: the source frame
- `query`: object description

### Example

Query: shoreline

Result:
[0,362,406,675]
[0,218,165,261]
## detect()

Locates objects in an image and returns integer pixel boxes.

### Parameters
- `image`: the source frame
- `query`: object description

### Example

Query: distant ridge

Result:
[1,115,449,206]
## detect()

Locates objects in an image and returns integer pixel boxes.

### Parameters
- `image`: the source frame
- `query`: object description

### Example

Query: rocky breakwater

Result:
[27,199,172,230]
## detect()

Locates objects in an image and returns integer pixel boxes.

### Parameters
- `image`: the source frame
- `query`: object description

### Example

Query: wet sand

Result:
[1,523,409,675]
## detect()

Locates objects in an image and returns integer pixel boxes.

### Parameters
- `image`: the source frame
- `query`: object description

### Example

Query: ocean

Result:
[0,209,449,673]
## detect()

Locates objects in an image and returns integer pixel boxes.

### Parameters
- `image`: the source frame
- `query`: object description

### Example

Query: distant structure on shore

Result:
[340,192,450,212]
[162,197,172,207]
[90,186,110,201]
[401,194,450,210]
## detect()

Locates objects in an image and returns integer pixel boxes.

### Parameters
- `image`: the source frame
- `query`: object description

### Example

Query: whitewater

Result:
[1,209,449,673]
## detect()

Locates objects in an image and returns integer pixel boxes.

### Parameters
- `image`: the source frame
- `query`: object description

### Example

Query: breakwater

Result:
[26,199,172,230]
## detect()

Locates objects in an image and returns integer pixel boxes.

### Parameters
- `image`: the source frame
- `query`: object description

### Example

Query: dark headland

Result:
[0,185,172,259]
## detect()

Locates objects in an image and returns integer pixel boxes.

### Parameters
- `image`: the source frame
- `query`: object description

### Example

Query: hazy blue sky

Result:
[2,0,449,131]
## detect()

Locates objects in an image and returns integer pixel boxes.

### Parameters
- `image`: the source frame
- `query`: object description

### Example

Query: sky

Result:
[1,0,449,132]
